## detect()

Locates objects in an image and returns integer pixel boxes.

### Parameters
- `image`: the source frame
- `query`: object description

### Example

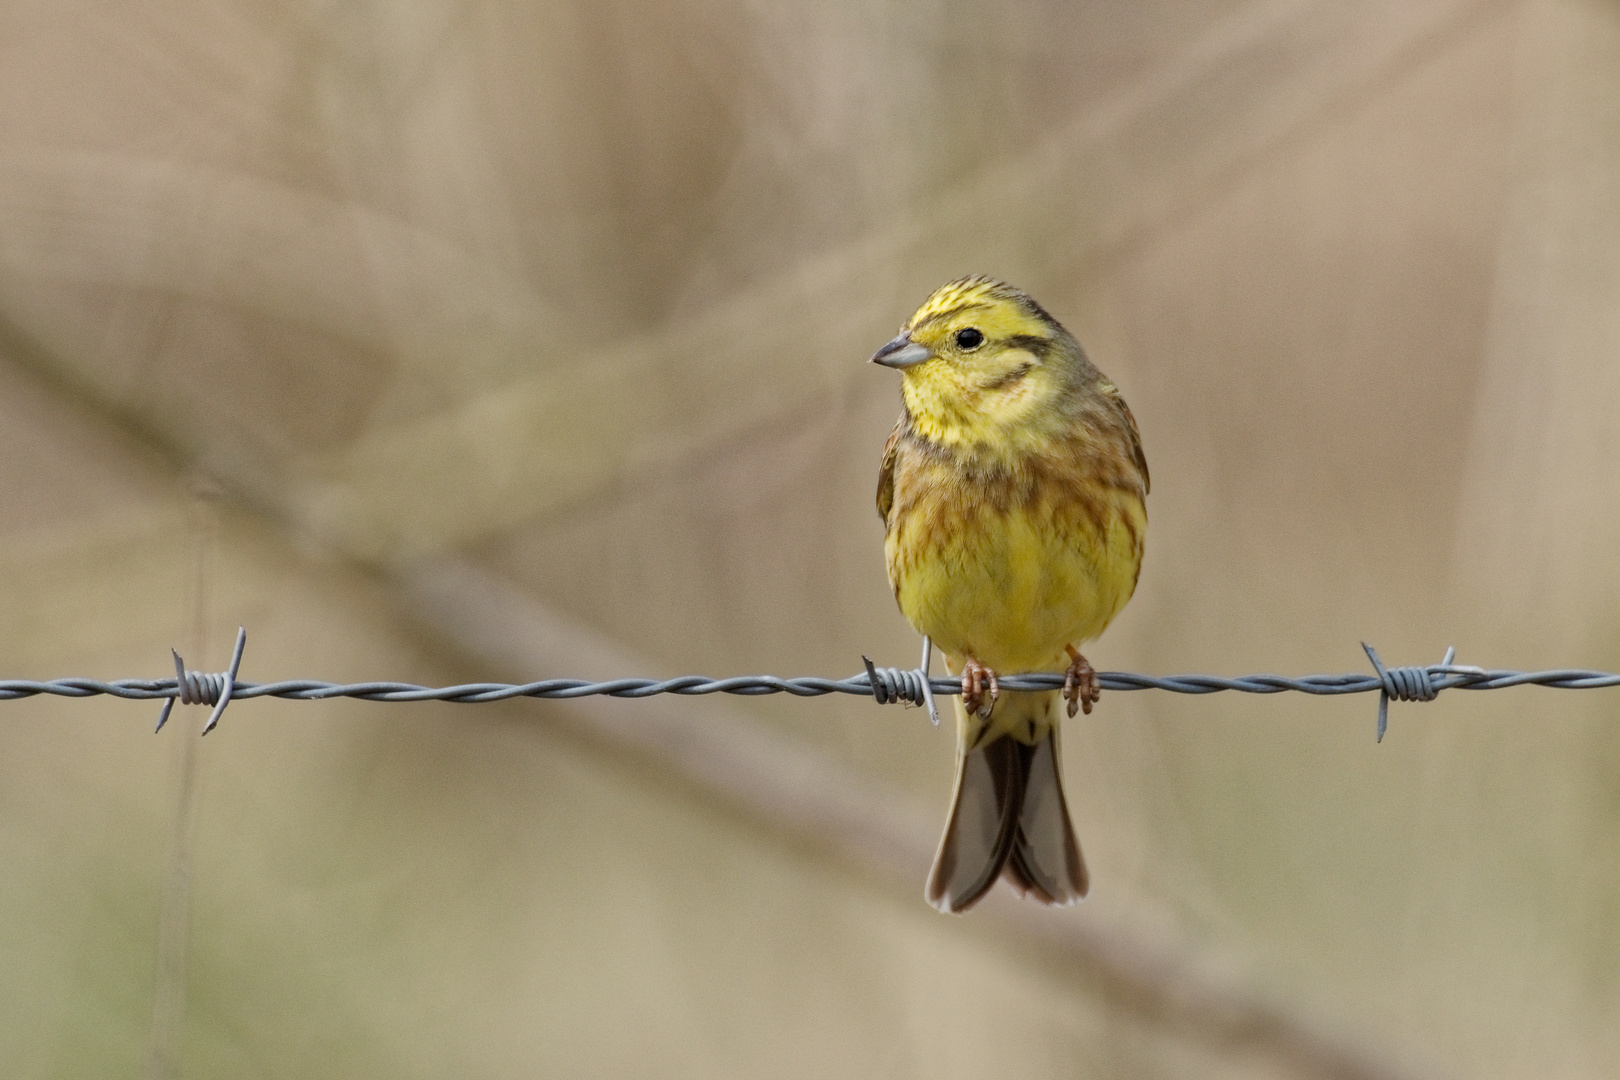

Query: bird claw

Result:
[962,657,999,719]
[1063,645,1100,717]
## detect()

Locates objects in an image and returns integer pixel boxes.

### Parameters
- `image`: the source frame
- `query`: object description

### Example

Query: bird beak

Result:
[869,333,932,369]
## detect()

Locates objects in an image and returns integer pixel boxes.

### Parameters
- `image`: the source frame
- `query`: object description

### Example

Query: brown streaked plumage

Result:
[870,276,1148,913]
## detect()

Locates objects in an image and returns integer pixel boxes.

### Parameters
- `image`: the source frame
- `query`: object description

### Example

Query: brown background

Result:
[3,1,1620,1077]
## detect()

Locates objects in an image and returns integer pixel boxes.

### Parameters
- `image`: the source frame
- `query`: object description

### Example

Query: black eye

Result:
[955,327,984,350]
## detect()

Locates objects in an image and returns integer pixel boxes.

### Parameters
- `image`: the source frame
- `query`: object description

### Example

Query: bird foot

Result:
[1063,645,1100,717]
[961,656,999,719]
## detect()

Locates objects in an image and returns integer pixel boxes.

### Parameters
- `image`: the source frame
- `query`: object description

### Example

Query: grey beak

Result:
[869,333,932,369]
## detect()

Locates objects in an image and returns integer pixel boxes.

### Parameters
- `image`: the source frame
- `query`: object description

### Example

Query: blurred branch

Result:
[397,559,1430,1080]
[0,0,1507,563]
[0,5,1514,1074]
[0,333,1442,1076]
[0,560,1459,1079]
[297,0,1508,560]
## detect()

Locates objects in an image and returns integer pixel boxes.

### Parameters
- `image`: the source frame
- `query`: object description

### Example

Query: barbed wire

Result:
[2,629,1619,740]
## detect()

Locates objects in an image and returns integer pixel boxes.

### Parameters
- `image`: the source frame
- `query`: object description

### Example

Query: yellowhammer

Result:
[871,276,1148,912]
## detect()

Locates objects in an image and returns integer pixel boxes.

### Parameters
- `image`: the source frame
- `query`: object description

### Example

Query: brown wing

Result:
[1106,387,1150,494]
[876,421,901,523]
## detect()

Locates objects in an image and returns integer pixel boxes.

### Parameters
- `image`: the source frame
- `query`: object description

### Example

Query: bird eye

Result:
[955,327,984,350]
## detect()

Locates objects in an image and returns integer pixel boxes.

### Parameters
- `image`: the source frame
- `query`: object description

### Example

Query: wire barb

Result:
[1361,643,1455,743]
[154,627,247,735]
[861,657,924,706]
[918,636,940,727]
[860,637,941,726]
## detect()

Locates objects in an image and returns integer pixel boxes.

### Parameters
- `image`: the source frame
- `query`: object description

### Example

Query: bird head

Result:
[870,276,1085,450]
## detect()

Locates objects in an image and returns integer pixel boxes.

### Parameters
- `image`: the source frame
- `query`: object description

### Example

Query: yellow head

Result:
[870,276,1095,453]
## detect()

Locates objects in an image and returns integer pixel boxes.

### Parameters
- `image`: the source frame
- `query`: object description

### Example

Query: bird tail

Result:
[925,689,1089,913]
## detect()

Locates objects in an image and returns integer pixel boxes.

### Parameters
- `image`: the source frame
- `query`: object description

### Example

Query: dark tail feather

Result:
[1002,730,1088,904]
[926,727,1089,912]
[925,736,1024,912]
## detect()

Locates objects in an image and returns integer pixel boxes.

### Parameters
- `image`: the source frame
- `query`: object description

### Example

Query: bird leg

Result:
[961,655,1000,719]
[1063,645,1100,717]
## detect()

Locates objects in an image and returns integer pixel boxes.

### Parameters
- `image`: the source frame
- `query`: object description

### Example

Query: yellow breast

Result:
[884,451,1146,673]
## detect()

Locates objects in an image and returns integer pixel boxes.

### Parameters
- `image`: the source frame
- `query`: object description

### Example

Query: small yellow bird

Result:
[871,276,1148,912]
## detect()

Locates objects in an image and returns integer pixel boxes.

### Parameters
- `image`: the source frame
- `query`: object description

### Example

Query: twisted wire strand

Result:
[5,627,1619,745]
[7,662,1620,703]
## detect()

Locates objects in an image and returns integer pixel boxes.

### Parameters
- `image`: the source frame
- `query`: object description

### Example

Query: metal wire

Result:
[3,630,1620,739]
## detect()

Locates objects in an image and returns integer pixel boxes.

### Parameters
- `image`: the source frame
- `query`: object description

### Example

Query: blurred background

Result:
[3,0,1620,1076]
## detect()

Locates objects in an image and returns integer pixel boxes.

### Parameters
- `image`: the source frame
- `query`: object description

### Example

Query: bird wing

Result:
[1104,386,1150,495]
[876,421,901,523]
